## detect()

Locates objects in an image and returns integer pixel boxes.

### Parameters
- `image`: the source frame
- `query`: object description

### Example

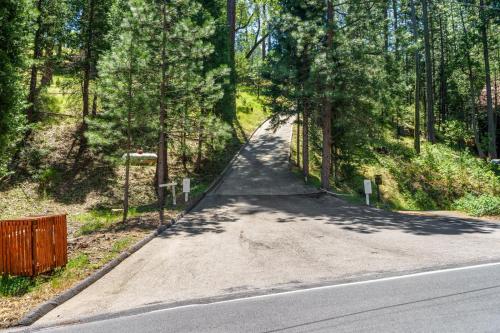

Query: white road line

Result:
[35,261,500,331]
[140,261,500,315]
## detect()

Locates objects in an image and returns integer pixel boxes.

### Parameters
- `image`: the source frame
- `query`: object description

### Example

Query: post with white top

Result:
[364,179,372,206]
[183,178,191,203]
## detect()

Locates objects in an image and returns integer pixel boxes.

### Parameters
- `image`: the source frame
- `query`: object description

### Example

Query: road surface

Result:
[30,263,500,332]
[33,118,500,327]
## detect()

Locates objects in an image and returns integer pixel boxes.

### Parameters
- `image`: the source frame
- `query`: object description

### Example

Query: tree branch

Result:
[245,32,270,59]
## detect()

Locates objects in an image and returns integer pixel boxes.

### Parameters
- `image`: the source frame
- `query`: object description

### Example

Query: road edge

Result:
[23,259,500,332]
[16,117,271,328]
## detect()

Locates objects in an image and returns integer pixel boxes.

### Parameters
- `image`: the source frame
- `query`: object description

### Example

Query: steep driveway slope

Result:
[212,118,315,195]
[36,119,500,326]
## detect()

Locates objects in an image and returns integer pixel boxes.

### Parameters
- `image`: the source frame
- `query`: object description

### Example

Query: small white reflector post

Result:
[364,179,372,206]
[183,178,191,203]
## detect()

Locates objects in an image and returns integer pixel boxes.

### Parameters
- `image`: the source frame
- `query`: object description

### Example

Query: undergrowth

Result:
[291,125,500,216]
[454,194,500,217]
[0,276,34,297]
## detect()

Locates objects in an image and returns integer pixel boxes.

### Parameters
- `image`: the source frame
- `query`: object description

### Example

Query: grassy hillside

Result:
[235,87,270,141]
[291,126,500,217]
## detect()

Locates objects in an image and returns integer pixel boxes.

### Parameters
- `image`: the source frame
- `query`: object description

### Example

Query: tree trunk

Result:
[392,0,399,61]
[321,0,334,190]
[123,70,132,224]
[83,0,95,119]
[91,93,98,116]
[296,110,300,167]
[410,0,421,154]
[438,13,447,126]
[196,110,205,172]
[41,46,54,88]
[182,102,188,173]
[480,0,497,159]
[27,0,43,123]
[383,1,389,55]
[460,9,485,158]
[227,0,237,114]
[302,104,309,182]
[158,2,168,225]
[261,4,267,60]
[422,0,435,143]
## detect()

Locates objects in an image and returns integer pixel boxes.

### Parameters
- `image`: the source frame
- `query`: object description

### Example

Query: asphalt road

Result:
[33,118,500,327]
[29,263,500,332]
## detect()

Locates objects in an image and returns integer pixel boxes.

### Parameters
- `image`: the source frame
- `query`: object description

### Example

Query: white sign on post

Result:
[364,179,372,206]
[183,178,190,202]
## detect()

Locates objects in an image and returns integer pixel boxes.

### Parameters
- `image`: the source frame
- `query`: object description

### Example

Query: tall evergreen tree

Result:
[422,0,436,143]
[480,0,497,159]
[0,0,28,175]
[88,0,156,223]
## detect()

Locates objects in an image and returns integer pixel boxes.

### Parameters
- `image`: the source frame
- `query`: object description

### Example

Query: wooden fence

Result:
[0,214,67,277]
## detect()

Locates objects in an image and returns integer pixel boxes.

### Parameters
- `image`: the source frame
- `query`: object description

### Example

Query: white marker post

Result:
[364,179,372,206]
[159,182,177,206]
[183,178,190,203]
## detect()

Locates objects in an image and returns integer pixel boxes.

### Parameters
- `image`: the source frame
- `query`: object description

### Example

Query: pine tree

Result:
[87,0,156,223]
[152,0,229,223]
[0,0,29,176]
[88,0,230,224]
[26,0,69,123]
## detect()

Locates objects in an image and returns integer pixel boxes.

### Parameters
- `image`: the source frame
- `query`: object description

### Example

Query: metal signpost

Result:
[183,178,190,203]
[364,179,372,206]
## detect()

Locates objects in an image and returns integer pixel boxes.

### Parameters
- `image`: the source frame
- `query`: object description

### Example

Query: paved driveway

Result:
[35,119,500,326]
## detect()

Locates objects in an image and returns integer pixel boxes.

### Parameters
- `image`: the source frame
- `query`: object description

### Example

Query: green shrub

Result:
[454,194,500,216]
[66,253,90,270]
[382,142,500,210]
[442,120,472,148]
[0,275,34,297]
[35,167,62,195]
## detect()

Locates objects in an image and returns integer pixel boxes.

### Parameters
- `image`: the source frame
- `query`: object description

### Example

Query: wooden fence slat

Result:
[0,215,67,277]
[0,222,3,273]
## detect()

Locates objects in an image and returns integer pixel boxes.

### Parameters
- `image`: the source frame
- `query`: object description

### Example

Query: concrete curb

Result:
[16,117,270,328]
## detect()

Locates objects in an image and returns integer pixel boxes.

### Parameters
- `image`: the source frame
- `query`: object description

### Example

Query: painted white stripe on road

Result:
[35,261,500,332]
[145,261,500,314]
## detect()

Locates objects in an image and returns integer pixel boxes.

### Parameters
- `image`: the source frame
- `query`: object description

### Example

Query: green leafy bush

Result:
[379,140,500,211]
[442,120,472,148]
[0,275,34,297]
[454,194,500,217]
[35,167,62,195]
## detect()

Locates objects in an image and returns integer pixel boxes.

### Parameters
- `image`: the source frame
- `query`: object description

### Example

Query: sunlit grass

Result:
[236,87,270,140]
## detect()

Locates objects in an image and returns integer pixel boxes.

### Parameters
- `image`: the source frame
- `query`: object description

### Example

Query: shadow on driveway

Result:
[163,193,500,239]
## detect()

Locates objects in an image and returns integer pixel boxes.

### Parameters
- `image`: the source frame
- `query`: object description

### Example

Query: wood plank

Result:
[0,222,4,274]
[0,215,67,276]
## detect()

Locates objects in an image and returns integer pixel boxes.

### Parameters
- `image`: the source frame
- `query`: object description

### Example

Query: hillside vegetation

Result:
[291,128,500,217]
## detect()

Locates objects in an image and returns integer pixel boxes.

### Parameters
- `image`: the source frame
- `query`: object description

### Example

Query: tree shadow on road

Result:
[168,193,500,238]
[239,194,500,236]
